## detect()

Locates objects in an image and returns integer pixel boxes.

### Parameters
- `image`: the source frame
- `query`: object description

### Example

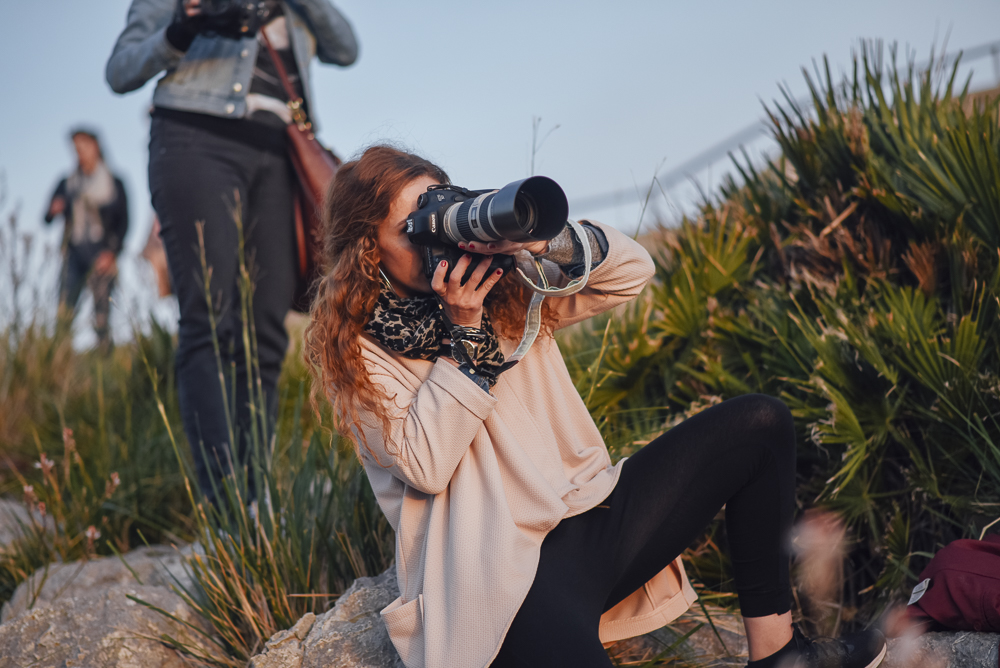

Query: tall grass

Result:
[0,195,393,667]
[0,200,191,605]
[127,203,393,666]
[131,379,392,665]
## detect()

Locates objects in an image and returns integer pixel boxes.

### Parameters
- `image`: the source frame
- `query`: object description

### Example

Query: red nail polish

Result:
[440,260,447,267]
[496,269,503,275]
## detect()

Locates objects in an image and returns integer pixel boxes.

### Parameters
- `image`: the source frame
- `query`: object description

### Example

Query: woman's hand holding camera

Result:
[431,254,503,330]
[431,238,549,333]
[171,0,272,43]
[432,239,548,330]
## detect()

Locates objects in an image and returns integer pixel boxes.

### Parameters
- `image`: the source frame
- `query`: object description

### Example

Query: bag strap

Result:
[259,30,310,130]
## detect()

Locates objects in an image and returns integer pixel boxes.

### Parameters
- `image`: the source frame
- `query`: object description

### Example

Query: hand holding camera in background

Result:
[169,0,278,49]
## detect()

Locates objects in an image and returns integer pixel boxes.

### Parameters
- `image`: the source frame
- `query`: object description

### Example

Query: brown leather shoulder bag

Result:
[260,30,339,313]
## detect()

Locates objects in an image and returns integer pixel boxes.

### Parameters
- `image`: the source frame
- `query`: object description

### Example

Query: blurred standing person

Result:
[106,0,358,503]
[44,128,129,352]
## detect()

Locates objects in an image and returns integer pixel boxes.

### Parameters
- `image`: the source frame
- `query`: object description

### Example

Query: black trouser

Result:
[60,241,114,346]
[148,110,297,503]
[491,394,797,667]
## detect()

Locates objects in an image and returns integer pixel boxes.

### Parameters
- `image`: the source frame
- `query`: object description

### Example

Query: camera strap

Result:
[498,220,592,372]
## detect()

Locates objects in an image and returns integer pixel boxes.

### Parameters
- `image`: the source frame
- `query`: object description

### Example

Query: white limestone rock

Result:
[249,568,403,668]
[2,544,192,623]
[0,583,224,668]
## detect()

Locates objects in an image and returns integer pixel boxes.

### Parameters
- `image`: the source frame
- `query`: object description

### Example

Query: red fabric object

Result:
[907,534,1000,633]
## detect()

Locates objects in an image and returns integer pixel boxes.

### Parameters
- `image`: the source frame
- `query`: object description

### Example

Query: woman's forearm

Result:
[289,0,358,65]
[363,358,497,494]
[106,0,183,94]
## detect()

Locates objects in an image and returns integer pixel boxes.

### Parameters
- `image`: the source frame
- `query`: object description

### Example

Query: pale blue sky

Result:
[1,1,998,343]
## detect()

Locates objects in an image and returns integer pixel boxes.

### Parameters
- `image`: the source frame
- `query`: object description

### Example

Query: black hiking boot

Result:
[747,623,887,668]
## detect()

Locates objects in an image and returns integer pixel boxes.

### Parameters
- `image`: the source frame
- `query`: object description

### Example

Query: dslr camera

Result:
[196,0,275,39]
[406,176,569,285]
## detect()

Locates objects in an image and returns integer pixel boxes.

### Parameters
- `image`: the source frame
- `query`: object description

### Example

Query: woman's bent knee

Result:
[733,394,796,456]
[745,394,793,429]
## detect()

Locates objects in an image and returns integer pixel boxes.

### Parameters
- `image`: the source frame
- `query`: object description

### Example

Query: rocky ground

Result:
[0,545,222,668]
[0,497,997,668]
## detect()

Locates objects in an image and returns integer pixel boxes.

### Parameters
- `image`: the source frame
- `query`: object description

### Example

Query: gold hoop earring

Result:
[378,267,395,294]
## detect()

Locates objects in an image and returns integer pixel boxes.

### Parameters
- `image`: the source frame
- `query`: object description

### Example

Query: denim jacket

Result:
[106,0,357,128]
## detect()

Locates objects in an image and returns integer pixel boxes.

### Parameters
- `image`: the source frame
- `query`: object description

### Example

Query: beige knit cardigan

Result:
[355,223,697,668]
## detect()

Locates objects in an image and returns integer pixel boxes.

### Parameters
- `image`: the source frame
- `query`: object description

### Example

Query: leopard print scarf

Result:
[364,287,506,382]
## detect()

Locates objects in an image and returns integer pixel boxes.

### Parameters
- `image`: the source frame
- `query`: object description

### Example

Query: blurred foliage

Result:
[560,42,1000,632]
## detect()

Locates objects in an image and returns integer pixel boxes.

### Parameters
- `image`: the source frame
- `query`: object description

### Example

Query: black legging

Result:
[491,394,796,667]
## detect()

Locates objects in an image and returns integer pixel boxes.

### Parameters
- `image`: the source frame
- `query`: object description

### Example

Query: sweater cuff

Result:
[428,358,498,416]
[457,363,492,393]
[534,222,608,279]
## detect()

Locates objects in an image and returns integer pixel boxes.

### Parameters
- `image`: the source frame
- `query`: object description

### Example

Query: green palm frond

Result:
[561,41,1000,625]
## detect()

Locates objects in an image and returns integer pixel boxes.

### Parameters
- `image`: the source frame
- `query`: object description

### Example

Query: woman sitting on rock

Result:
[305,145,887,668]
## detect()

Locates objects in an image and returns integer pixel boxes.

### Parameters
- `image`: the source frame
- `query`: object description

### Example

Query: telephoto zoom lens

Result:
[442,176,568,244]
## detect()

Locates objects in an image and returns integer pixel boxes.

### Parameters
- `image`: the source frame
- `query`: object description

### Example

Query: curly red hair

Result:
[304,145,557,458]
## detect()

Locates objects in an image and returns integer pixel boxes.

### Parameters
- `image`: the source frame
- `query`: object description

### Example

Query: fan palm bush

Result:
[560,42,1000,632]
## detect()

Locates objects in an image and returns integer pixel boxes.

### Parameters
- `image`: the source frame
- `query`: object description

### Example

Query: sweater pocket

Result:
[381,594,425,662]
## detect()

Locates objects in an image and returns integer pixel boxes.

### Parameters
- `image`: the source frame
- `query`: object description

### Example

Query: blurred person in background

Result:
[105,0,357,504]
[44,128,129,353]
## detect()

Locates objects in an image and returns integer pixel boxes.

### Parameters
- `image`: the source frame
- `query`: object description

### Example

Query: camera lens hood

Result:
[487,176,568,242]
